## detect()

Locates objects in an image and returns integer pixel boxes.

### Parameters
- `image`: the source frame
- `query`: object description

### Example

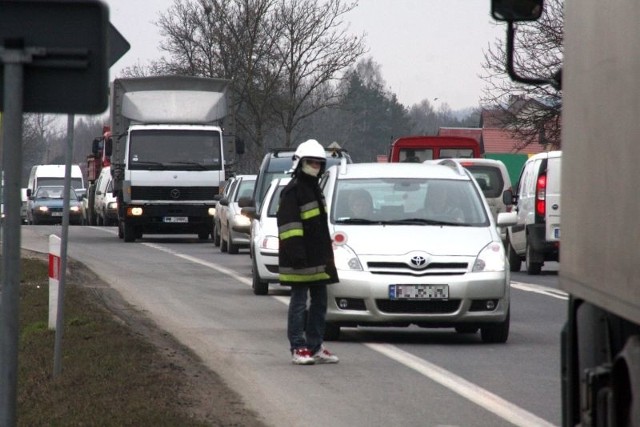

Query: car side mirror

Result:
[237,196,253,208]
[502,189,514,205]
[241,206,257,220]
[219,197,229,206]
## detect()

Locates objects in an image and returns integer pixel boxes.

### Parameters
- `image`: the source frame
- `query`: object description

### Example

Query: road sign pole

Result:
[0,47,26,427]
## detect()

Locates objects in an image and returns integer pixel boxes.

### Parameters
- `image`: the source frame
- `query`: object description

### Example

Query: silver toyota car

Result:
[320,160,517,343]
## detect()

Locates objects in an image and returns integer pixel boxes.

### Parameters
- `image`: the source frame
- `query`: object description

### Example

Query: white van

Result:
[506,151,561,275]
[27,164,85,196]
[93,166,118,226]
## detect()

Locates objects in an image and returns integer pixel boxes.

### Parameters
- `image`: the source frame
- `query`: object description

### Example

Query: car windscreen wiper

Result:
[335,217,379,224]
[382,218,469,226]
[167,161,207,170]
[130,161,167,170]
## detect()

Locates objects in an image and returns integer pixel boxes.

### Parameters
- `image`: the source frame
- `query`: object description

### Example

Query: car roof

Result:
[330,162,470,180]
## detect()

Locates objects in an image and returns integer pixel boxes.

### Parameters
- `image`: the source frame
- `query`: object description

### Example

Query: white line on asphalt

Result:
[511,281,568,300]
[366,343,557,427]
[140,242,559,427]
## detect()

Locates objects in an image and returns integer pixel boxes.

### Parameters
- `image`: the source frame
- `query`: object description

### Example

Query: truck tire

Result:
[123,221,136,242]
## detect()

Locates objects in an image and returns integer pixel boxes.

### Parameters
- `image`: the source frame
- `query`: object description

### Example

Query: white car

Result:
[216,174,256,254]
[507,150,561,274]
[243,177,290,295]
[320,161,517,342]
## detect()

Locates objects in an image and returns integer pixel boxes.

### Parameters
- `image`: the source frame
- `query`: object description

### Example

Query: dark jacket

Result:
[277,172,338,286]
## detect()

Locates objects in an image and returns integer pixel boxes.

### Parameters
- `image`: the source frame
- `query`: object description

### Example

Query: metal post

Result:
[0,48,25,427]
[53,114,74,376]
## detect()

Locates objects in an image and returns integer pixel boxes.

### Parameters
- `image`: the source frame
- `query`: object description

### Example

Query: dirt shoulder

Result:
[22,249,268,427]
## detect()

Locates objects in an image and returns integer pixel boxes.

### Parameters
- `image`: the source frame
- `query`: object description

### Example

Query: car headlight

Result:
[37,206,49,213]
[333,244,363,271]
[260,235,279,251]
[107,201,118,210]
[70,206,81,213]
[234,213,251,227]
[472,242,506,272]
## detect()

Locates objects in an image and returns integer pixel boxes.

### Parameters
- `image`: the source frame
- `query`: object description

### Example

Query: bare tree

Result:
[481,0,563,148]
[271,0,366,147]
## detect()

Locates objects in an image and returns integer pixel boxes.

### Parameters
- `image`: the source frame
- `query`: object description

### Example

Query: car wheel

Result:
[455,325,479,334]
[118,221,124,239]
[508,241,521,272]
[213,222,221,247]
[228,234,239,254]
[252,271,269,298]
[525,241,542,275]
[480,310,510,343]
[324,323,341,341]
[220,232,228,252]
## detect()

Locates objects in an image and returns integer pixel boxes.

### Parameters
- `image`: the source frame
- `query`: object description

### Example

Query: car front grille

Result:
[367,261,468,276]
[375,299,461,314]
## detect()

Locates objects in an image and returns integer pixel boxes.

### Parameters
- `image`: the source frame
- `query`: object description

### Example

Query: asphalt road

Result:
[19,225,564,427]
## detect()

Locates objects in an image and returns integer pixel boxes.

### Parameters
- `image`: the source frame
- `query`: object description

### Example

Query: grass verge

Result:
[13,255,264,426]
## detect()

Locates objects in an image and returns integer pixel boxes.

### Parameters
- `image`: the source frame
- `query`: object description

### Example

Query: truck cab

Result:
[388,135,482,163]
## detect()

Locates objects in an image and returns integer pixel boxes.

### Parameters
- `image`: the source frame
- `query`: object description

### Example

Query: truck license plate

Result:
[164,216,188,223]
[554,227,560,239]
[389,284,449,300]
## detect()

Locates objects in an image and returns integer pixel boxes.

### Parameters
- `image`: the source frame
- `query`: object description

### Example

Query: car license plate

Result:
[163,216,188,223]
[389,284,449,300]
[52,212,63,217]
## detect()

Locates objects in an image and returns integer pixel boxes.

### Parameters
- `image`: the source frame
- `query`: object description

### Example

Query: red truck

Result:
[388,135,482,163]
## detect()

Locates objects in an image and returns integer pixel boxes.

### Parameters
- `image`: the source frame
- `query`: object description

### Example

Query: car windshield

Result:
[234,179,256,202]
[36,187,78,200]
[332,178,489,226]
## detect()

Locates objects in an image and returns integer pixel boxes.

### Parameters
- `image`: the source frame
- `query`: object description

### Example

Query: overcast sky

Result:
[105,0,503,111]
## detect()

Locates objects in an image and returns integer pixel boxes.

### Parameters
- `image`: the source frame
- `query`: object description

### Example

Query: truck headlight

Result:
[472,242,506,272]
[333,244,362,271]
[37,206,49,213]
[208,207,216,216]
[70,206,81,213]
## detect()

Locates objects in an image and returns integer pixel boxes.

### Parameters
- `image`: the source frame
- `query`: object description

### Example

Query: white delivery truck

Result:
[492,1,640,425]
[26,164,85,196]
[108,75,239,242]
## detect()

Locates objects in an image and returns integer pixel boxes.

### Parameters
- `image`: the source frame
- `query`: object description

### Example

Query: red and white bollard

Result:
[48,235,61,330]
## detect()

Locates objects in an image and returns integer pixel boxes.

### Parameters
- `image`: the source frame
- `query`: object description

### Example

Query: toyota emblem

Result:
[170,189,181,199]
[410,255,427,269]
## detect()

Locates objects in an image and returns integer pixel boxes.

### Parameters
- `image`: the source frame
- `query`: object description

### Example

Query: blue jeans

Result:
[288,285,327,354]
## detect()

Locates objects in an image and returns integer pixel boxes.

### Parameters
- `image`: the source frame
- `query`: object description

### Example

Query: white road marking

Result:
[511,281,568,300]
[366,343,556,427]
[129,240,560,427]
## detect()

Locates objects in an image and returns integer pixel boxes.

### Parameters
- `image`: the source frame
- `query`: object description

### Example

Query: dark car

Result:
[27,185,84,225]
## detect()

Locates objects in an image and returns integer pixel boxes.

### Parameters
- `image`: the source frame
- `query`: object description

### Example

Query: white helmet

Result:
[292,139,327,172]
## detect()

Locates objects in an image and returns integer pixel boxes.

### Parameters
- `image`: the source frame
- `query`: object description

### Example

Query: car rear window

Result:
[465,166,505,198]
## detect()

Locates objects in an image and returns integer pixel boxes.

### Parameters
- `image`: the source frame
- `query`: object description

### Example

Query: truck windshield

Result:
[128,129,222,170]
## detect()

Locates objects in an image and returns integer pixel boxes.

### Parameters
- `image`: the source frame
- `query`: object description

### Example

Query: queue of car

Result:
[26,150,528,343]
